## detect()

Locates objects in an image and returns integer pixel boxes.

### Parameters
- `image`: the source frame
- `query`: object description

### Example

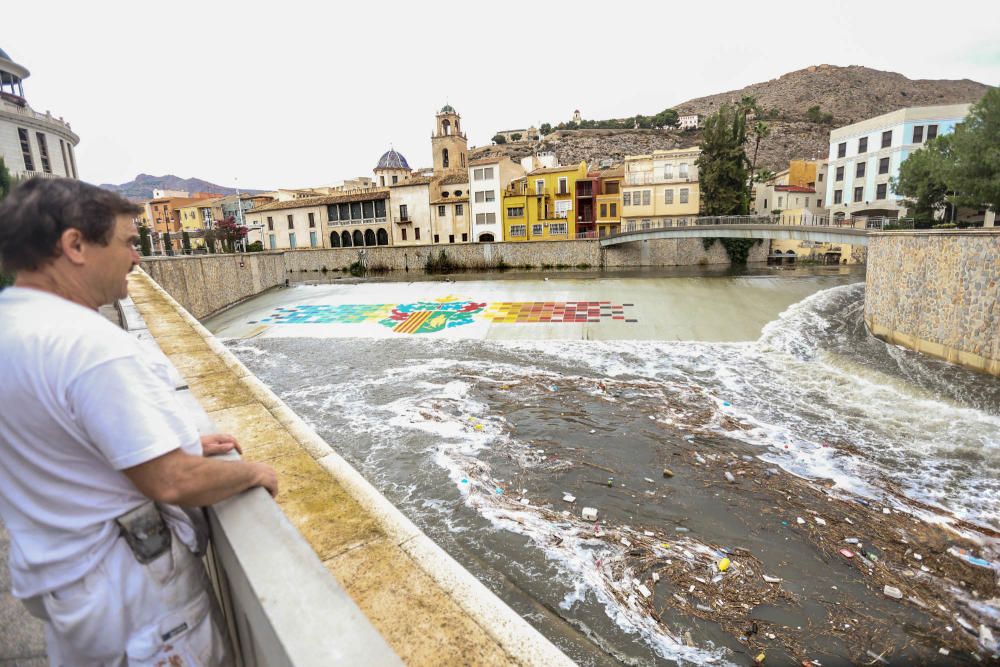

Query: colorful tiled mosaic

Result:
[255,297,635,334]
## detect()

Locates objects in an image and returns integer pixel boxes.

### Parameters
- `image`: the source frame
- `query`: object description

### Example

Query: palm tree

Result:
[746,121,771,206]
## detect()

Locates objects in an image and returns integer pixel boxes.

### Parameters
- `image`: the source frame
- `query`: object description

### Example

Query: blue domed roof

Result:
[376,149,410,171]
[0,47,11,61]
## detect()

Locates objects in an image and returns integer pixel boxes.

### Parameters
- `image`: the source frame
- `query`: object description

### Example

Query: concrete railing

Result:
[115,298,403,666]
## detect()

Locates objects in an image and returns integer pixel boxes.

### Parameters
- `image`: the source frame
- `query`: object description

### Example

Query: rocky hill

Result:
[472,65,991,172]
[99,174,266,201]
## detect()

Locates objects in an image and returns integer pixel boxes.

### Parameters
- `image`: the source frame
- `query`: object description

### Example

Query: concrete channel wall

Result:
[865,230,1000,377]
[127,270,574,666]
[142,238,767,318]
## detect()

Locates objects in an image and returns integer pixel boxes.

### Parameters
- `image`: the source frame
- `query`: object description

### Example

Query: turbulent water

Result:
[217,274,1000,665]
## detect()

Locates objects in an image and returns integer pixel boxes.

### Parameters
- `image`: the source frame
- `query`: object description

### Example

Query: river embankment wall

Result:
[864,230,999,377]
[141,237,767,318]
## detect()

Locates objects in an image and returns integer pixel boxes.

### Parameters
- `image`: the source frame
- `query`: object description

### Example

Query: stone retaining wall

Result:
[864,230,999,376]
[142,238,767,319]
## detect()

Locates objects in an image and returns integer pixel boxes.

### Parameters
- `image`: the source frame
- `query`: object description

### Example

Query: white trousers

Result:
[29,533,230,666]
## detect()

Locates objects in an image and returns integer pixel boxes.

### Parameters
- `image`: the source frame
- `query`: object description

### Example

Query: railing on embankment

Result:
[864,229,1000,377]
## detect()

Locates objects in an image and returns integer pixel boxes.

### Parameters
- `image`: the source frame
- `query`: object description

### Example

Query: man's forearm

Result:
[125,449,277,507]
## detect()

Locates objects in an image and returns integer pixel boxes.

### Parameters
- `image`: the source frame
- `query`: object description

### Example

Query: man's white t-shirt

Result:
[0,287,201,598]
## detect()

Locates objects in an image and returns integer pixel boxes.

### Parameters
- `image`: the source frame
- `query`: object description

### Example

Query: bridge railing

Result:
[607,213,879,241]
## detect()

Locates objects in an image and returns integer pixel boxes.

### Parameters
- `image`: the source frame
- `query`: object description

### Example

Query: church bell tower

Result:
[431,104,468,174]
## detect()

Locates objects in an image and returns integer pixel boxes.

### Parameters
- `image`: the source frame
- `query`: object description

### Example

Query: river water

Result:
[206,265,1000,665]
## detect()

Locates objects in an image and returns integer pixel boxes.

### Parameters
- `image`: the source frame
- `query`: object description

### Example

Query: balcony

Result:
[396,216,411,224]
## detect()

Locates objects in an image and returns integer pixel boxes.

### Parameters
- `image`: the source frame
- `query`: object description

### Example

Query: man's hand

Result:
[201,433,242,456]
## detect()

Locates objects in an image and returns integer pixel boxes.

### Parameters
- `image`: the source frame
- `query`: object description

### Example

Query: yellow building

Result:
[501,161,587,242]
[622,148,701,231]
[593,166,623,237]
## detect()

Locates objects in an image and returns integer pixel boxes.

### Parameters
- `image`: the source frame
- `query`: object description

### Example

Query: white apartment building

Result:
[468,156,525,242]
[389,176,433,246]
[825,104,970,220]
[0,47,79,179]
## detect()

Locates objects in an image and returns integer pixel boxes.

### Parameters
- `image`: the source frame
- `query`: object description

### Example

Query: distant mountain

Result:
[473,65,992,172]
[99,174,266,201]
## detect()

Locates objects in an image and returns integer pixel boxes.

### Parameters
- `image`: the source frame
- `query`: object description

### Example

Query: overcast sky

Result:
[5,0,998,189]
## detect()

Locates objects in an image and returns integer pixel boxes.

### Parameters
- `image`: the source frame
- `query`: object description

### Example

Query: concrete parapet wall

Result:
[864,230,1000,376]
[141,253,286,319]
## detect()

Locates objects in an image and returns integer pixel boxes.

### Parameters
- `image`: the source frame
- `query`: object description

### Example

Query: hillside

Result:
[472,65,991,172]
[99,174,266,200]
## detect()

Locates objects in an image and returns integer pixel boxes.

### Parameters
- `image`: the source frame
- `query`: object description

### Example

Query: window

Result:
[834,189,843,204]
[926,125,938,141]
[623,192,632,206]
[506,207,524,217]
[876,183,887,200]
[329,205,340,221]
[375,199,386,218]
[510,225,526,237]
[442,148,449,168]
[879,157,890,174]
[474,168,484,181]
[287,214,294,229]
[449,235,455,243]
[550,223,567,235]
[856,162,866,178]
[600,203,607,217]
[642,190,651,206]
[455,204,463,215]
[36,133,51,173]
[679,188,689,204]
[817,199,822,208]
[401,228,407,241]
[778,196,784,208]
[605,181,619,194]
[17,128,34,171]
[476,213,486,224]
[665,189,674,204]
[641,219,651,230]
[913,126,924,143]
[310,231,317,247]
[434,234,440,243]
[483,167,493,179]
[664,164,673,179]
[837,142,847,158]
[438,205,446,216]
[881,130,892,148]
[308,212,315,228]
[415,228,420,240]
[462,233,468,241]
[610,203,617,217]
[853,186,864,202]
[475,191,484,202]
[535,179,545,194]
[289,233,297,249]
[485,190,495,202]
[362,201,375,218]
[269,234,276,249]
[558,177,568,194]
[392,175,399,184]
[267,216,274,231]
[350,202,362,219]
[399,204,408,220]
[532,224,543,235]
[486,213,496,224]
[340,203,351,220]
[818,172,824,182]
[835,166,844,181]
[679,163,689,179]
[554,199,572,218]
[858,137,868,153]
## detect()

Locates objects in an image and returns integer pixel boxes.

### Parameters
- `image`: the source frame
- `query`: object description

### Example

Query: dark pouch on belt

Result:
[116,501,172,564]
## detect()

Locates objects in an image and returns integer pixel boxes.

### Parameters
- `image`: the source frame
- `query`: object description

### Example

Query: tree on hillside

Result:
[653,108,679,128]
[492,134,507,145]
[755,169,777,184]
[511,133,522,141]
[540,123,552,135]
[697,104,750,215]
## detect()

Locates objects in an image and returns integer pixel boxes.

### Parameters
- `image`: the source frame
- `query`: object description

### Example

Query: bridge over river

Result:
[599,214,884,248]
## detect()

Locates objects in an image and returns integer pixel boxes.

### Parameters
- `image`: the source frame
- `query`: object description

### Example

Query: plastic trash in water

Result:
[663,468,675,478]
[495,487,504,495]
[637,584,652,598]
[722,401,732,407]
[815,517,827,526]
[947,547,993,568]
[796,517,805,525]
[844,537,859,544]
[724,471,736,484]
[839,549,854,559]
[718,558,731,572]
[562,493,576,503]
[675,526,690,533]
[581,507,598,521]
[519,498,530,506]
[473,424,484,431]
[652,572,661,582]
[621,538,632,547]
[460,478,469,484]
[762,575,782,583]
[883,585,903,599]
